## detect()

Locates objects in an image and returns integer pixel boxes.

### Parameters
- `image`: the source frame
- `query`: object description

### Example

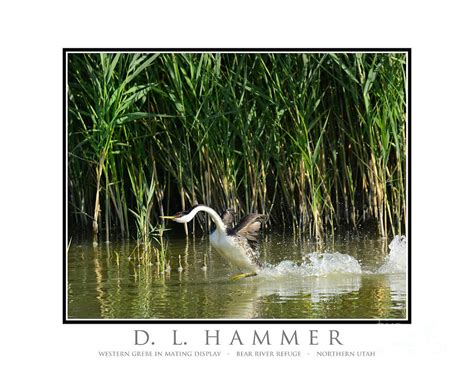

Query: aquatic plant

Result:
[67,52,407,240]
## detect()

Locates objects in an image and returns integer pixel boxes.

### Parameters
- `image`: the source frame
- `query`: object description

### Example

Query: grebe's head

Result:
[161,205,200,223]
[171,210,192,223]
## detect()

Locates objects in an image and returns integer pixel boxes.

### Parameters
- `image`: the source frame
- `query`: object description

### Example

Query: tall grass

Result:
[68,52,407,240]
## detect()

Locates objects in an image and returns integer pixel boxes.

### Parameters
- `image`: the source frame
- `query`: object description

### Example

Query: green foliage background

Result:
[68,52,406,240]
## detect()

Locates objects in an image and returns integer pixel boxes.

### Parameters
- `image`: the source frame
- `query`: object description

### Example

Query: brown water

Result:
[66,235,407,320]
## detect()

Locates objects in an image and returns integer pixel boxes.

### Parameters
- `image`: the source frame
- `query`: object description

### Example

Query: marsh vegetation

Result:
[67,52,407,246]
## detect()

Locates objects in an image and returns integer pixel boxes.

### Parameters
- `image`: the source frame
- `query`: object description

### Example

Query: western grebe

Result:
[161,205,266,279]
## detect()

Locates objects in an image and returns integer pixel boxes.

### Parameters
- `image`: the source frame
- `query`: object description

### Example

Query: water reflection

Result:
[67,236,406,320]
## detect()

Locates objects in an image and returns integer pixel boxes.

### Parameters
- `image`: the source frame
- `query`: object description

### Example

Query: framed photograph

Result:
[64,49,410,324]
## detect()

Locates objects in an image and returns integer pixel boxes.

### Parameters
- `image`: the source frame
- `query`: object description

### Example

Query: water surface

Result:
[67,235,407,320]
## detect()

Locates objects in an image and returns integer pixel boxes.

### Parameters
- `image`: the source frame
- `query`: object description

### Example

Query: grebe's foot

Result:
[230,272,257,281]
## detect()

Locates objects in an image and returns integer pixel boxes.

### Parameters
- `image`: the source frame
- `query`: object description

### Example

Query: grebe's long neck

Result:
[183,205,226,233]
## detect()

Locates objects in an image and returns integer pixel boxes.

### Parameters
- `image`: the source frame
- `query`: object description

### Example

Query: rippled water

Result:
[67,234,407,320]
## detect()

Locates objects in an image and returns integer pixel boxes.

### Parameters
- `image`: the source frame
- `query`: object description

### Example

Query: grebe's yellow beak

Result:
[160,215,176,220]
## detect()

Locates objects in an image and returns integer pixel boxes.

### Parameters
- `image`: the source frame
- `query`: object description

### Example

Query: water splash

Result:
[261,252,362,277]
[302,252,362,275]
[260,235,407,277]
[253,253,362,305]
[377,235,407,274]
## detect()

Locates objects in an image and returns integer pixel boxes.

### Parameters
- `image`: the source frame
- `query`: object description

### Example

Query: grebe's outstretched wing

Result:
[232,213,266,248]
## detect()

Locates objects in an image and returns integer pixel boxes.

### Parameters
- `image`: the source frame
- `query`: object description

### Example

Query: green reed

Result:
[68,52,407,240]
